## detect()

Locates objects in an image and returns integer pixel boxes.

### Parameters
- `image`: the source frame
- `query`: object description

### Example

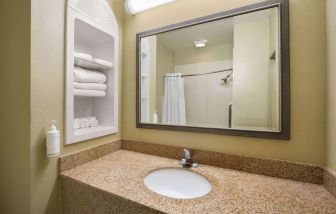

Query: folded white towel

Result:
[87,117,95,127]
[80,118,89,129]
[74,82,107,91]
[87,116,99,127]
[74,52,92,61]
[74,89,106,97]
[91,119,98,127]
[74,117,99,130]
[94,58,113,67]
[74,67,107,83]
[74,118,81,129]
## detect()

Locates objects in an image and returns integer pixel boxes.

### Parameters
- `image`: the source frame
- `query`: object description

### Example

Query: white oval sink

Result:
[144,168,211,199]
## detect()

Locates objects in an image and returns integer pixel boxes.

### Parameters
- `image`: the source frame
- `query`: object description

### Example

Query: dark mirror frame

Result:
[136,0,290,140]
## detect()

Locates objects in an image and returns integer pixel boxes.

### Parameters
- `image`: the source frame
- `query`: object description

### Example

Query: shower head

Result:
[222,72,232,83]
[222,77,229,83]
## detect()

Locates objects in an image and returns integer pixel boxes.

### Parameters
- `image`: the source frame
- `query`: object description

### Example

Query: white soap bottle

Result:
[46,120,60,157]
[153,111,158,124]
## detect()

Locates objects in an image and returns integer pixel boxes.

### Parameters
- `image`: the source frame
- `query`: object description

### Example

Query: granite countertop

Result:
[61,150,336,214]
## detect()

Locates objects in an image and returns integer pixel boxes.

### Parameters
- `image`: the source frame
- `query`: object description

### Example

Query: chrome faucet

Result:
[178,148,199,168]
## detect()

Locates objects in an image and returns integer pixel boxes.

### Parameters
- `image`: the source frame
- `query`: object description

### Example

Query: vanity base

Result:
[61,176,163,214]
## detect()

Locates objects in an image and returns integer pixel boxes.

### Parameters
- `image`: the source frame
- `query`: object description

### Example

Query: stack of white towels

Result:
[73,66,108,97]
[74,117,99,130]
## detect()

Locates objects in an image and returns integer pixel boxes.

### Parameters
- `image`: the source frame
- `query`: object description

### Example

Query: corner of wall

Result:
[326,0,336,172]
[0,0,32,213]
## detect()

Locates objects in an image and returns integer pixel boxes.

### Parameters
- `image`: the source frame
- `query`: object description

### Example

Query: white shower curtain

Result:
[162,73,186,125]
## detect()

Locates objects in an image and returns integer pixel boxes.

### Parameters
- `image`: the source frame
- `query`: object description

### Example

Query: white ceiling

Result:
[157,17,234,51]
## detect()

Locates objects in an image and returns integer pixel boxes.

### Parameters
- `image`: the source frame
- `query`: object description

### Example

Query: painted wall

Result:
[0,1,31,213]
[30,0,124,213]
[122,0,327,165]
[326,0,336,172]
[0,1,329,213]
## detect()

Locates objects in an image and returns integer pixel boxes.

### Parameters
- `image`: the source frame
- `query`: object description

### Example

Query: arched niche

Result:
[65,0,119,144]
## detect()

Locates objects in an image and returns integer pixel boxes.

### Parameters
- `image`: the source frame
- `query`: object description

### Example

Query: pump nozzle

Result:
[49,120,58,131]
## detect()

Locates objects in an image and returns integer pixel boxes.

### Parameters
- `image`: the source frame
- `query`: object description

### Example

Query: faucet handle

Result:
[183,148,191,159]
[178,149,199,168]
[192,162,199,168]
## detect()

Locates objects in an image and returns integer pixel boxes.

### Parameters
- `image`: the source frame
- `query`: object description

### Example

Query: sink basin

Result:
[144,168,211,199]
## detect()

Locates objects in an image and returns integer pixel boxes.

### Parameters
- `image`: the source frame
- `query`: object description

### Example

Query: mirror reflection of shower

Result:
[179,68,233,128]
[139,7,280,132]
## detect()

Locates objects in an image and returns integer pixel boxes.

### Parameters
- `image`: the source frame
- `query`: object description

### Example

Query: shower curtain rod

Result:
[163,68,233,78]
[181,68,233,77]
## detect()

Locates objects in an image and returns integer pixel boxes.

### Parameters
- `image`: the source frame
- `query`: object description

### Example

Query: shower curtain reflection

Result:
[162,73,186,125]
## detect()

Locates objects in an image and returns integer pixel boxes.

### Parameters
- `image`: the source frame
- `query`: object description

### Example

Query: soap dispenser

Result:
[46,120,60,157]
[153,111,158,124]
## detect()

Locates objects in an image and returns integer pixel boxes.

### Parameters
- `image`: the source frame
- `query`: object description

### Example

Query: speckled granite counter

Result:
[61,150,336,214]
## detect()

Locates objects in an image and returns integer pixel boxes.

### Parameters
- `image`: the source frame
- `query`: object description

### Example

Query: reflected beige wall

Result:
[148,36,157,122]
[232,12,272,129]
[0,0,31,213]
[269,9,280,130]
[155,39,175,121]
[175,44,233,66]
[326,0,336,172]
[122,0,327,165]
[30,0,124,213]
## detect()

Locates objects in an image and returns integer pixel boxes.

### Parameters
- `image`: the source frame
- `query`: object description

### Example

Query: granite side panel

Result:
[59,140,121,172]
[324,168,336,198]
[61,176,164,214]
[122,140,182,160]
[122,140,323,184]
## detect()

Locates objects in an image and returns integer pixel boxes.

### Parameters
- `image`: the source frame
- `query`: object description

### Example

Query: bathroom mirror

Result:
[136,0,290,139]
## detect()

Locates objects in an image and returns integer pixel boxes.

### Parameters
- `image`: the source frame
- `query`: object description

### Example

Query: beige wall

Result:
[122,0,327,165]
[326,0,336,172]
[0,0,330,213]
[30,0,124,213]
[0,1,32,213]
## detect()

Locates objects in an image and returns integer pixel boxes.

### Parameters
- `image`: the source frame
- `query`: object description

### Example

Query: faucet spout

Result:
[178,148,199,168]
[183,149,191,159]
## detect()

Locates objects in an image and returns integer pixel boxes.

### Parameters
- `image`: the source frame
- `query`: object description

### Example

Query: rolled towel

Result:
[93,58,113,67]
[87,117,97,127]
[91,118,99,127]
[74,118,81,129]
[80,118,89,129]
[74,67,107,83]
[74,82,107,91]
[74,52,93,61]
[74,89,106,97]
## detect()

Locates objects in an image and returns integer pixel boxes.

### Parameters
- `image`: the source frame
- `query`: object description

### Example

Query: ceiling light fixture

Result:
[125,0,176,15]
[194,39,208,48]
